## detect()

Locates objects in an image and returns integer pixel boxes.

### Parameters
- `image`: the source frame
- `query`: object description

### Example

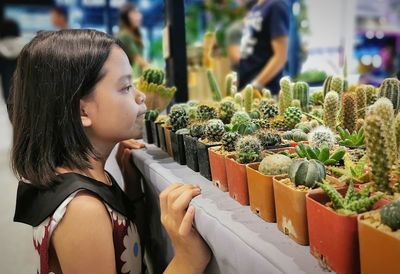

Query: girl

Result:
[10,29,210,274]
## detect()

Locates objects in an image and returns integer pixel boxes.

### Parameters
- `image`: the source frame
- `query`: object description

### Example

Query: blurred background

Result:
[0,0,399,273]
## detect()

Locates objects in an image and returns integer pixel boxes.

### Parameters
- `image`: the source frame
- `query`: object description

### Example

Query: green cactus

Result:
[256,129,282,149]
[283,107,302,129]
[380,200,400,231]
[244,84,254,113]
[295,143,345,165]
[218,100,238,124]
[295,123,311,133]
[234,93,243,107]
[308,126,336,148]
[292,130,308,142]
[190,123,205,138]
[364,114,393,193]
[341,92,357,133]
[323,75,333,97]
[225,73,235,97]
[293,81,310,112]
[330,76,344,94]
[187,106,198,123]
[231,111,251,127]
[207,69,222,102]
[258,154,293,175]
[379,77,400,112]
[221,131,240,152]
[142,68,164,85]
[310,90,324,106]
[288,158,326,188]
[175,128,190,135]
[355,86,367,119]
[279,76,293,114]
[395,113,400,156]
[169,106,189,131]
[197,104,217,121]
[235,136,262,164]
[204,119,225,142]
[270,115,287,130]
[365,85,378,106]
[145,110,159,121]
[317,181,383,215]
[252,118,270,129]
[262,88,272,99]
[291,99,301,108]
[282,131,293,140]
[258,100,278,119]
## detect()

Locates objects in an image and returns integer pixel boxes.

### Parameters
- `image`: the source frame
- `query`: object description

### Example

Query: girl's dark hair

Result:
[119,3,143,48]
[9,29,123,187]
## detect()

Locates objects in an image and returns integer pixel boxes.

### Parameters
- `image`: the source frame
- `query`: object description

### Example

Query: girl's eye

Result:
[120,85,133,93]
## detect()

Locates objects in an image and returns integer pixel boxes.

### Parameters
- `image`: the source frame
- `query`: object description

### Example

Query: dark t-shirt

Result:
[239,0,289,93]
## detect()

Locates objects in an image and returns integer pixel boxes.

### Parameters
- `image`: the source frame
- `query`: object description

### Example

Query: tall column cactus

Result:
[207,69,222,102]
[341,92,357,133]
[279,76,293,114]
[244,84,253,113]
[355,86,367,119]
[395,113,400,156]
[323,76,333,97]
[293,81,310,112]
[365,85,378,105]
[365,114,393,193]
[323,91,339,130]
[330,76,344,95]
[225,73,235,97]
[379,77,400,112]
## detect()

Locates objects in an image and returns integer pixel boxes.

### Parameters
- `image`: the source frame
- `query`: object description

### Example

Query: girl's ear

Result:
[80,99,92,128]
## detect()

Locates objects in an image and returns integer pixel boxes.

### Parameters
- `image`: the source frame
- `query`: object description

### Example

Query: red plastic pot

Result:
[208,147,231,192]
[225,155,249,205]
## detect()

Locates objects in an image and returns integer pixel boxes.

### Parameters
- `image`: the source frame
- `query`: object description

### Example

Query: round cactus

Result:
[310,90,324,106]
[380,200,400,231]
[256,130,282,149]
[143,68,164,85]
[218,100,238,124]
[252,118,270,129]
[284,106,302,129]
[169,107,189,132]
[292,130,308,142]
[270,115,287,130]
[187,106,198,122]
[341,92,357,133]
[190,123,205,138]
[259,100,279,119]
[308,126,336,149]
[258,154,292,176]
[295,123,311,133]
[330,76,344,94]
[204,119,225,142]
[197,104,217,121]
[288,158,326,188]
[282,131,293,140]
[235,136,262,164]
[356,86,367,119]
[221,131,240,152]
[231,111,251,127]
[365,85,378,106]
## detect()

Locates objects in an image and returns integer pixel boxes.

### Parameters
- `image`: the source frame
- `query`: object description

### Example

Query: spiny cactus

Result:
[317,181,384,215]
[145,110,159,121]
[143,68,164,85]
[258,100,278,119]
[169,106,189,131]
[292,129,308,142]
[270,115,287,130]
[283,107,302,129]
[355,86,367,119]
[365,85,378,106]
[207,69,222,102]
[279,76,293,114]
[323,76,333,97]
[197,104,217,121]
[395,113,400,156]
[187,106,198,123]
[341,92,357,133]
[293,81,310,112]
[308,126,336,149]
[221,131,239,152]
[235,136,262,164]
[379,77,400,112]
[288,158,326,188]
[218,100,238,124]
[244,84,254,113]
[225,73,236,97]
[330,76,344,94]
[256,129,282,149]
[380,200,400,231]
[258,154,292,175]
[262,88,272,99]
[234,93,243,107]
[364,114,393,193]
[231,111,251,127]
[204,119,225,142]
[295,123,311,133]
[190,123,205,138]
[292,99,301,108]
[310,90,324,106]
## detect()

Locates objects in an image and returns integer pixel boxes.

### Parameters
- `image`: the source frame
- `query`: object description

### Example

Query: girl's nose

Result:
[135,89,146,105]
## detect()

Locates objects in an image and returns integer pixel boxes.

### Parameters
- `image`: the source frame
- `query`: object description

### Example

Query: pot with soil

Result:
[144,110,159,144]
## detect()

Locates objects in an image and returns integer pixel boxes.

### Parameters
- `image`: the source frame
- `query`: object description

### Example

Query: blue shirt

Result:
[239,0,289,93]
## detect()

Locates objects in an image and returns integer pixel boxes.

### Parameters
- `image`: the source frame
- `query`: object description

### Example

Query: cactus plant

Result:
[145,110,159,121]
[143,68,164,85]
[190,123,205,138]
[380,200,400,231]
[322,75,333,97]
[231,111,251,127]
[225,73,235,97]
[288,158,326,188]
[218,100,238,124]
[291,99,301,108]
[258,100,278,119]
[234,93,243,107]
[187,106,198,122]
[207,69,222,102]
[330,76,344,94]
[396,113,400,156]
[379,77,400,112]
[270,115,287,130]
[258,154,293,175]
[235,136,262,164]
[204,119,225,142]
[256,129,282,149]
[341,92,357,133]
[262,88,272,99]
[244,84,253,113]
[221,131,240,152]
[337,127,365,147]
[365,85,378,106]
[169,106,189,131]
[252,118,270,129]
[310,90,324,106]
[295,143,345,165]
[279,76,293,114]
[234,121,260,135]
[197,104,217,121]
[293,81,310,112]
[295,123,311,133]
[355,86,367,119]
[317,181,384,215]
[308,126,336,149]
[292,129,308,142]
[283,106,302,129]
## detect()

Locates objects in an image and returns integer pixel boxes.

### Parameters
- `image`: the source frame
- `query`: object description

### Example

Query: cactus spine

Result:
[258,154,292,175]
[235,136,262,164]
[355,86,367,119]
[379,77,400,112]
[207,69,222,102]
[293,81,310,112]
[323,91,339,131]
[330,76,344,95]
[341,92,357,133]
[244,84,253,113]
[279,76,293,114]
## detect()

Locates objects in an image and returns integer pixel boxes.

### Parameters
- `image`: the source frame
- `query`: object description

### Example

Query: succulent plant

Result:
[169,106,189,131]
[310,90,324,106]
[380,200,400,231]
[197,104,217,121]
[356,119,365,131]
[207,69,222,102]
[295,123,311,133]
[330,76,344,94]
[355,86,367,119]
[190,123,205,138]
[187,106,198,122]
[235,136,262,164]
[244,84,253,113]
[225,73,236,97]
[322,75,333,97]
[396,113,400,156]
[328,154,368,184]
[221,131,240,152]
[218,100,238,124]
[279,76,293,114]
[234,93,243,107]
[145,110,159,121]
[293,81,310,112]
[308,126,336,149]
[292,129,308,142]
[256,129,282,149]
[234,121,260,135]
[337,127,365,147]
[204,119,225,142]
[231,111,251,127]
[365,85,378,106]
[259,100,279,119]
[143,68,164,85]
[288,158,326,188]
[252,118,270,129]
[341,92,357,133]
[284,106,302,129]
[318,181,383,215]
[270,115,287,130]
[258,154,293,175]
[262,88,272,99]
[291,99,301,108]
[379,77,400,112]
[295,143,345,165]
[282,131,293,140]
[248,110,261,119]
[175,128,190,135]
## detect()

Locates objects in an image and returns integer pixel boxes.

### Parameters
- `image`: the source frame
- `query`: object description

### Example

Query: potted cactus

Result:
[183,123,205,172]
[169,105,189,165]
[256,129,290,151]
[306,181,384,274]
[294,143,346,166]
[246,154,292,222]
[153,115,167,148]
[225,136,262,205]
[161,118,172,156]
[358,200,400,274]
[144,110,159,144]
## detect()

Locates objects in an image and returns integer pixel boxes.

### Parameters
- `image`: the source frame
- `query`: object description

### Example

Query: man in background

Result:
[50,6,69,30]
[239,0,289,94]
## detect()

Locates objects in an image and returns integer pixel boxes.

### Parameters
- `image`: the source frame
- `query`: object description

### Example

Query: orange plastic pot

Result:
[163,126,173,157]
[208,147,230,192]
[225,155,249,205]
[246,163,277,222]
[358,211,400,274]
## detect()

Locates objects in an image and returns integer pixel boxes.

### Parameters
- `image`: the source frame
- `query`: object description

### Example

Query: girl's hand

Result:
[161,184,211,274]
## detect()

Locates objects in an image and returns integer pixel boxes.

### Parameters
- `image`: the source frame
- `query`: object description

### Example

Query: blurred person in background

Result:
[0,19,26,102]
[117,3,149,79]
[238,0,289,94]
[50,6,69,30]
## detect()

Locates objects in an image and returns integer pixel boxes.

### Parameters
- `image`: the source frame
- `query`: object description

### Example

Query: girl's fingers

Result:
[159,183,183,217]
[167,185,197,211]
[170,188,201,219]
[179,206,195,237]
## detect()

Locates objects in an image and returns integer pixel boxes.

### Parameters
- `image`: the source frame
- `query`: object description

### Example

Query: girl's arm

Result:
[51,191,116,274]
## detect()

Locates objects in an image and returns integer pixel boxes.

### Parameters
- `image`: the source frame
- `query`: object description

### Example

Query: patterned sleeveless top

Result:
[14,173,146,274]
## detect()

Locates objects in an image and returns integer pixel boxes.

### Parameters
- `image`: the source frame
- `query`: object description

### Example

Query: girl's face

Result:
[128,10,143,28]
[80,46,146,147]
